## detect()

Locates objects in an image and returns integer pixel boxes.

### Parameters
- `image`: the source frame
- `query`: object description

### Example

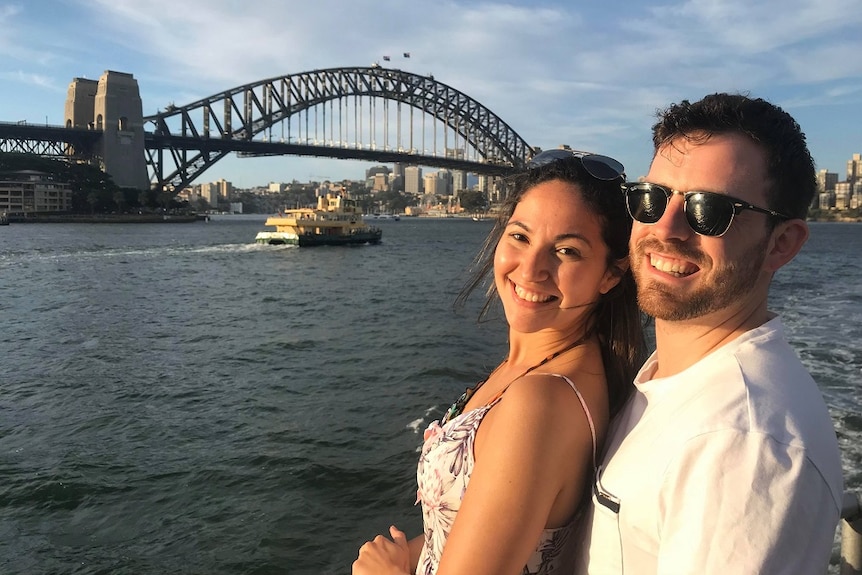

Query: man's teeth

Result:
[514,285,553,303]
[650,254,696,277]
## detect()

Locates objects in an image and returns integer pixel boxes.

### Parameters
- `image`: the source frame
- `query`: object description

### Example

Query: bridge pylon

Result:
[64,70,149,190]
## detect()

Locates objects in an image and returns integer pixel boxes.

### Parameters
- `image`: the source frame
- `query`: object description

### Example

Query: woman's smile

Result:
[512,281,557,304]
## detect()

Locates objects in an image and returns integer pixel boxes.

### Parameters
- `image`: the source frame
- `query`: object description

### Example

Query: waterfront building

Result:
[817,170,839,211]
[200,182,219,207]
[215,178,233,200]
[0,170,72,214]
[819,191,835,210]
[817,169,838,193]
[821,153,862,212]
[847,154,861,210]
[176,186,199,203]
[835,182,853,210]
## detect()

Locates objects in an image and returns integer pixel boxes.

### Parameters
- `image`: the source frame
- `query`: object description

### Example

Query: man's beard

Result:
[632,235,770,322]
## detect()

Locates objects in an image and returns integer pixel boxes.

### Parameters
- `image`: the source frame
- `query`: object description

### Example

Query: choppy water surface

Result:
[0,217,858,574]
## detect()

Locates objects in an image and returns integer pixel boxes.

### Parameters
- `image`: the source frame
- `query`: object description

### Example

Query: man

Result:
[580,93,844,573]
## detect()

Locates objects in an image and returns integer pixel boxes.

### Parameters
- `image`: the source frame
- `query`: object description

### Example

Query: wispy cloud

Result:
[1,70,58,90]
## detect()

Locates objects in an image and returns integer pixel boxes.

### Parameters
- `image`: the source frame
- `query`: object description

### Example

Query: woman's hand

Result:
[352,525,412,575]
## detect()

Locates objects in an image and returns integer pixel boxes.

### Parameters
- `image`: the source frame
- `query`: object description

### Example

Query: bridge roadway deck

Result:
[145,134,518,176]
[0,123,517,176]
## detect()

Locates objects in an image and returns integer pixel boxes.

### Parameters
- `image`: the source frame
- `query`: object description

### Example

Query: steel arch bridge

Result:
[143,66,535,192]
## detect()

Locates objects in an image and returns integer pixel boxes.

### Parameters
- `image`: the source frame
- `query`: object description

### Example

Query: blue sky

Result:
[2,0,861,188]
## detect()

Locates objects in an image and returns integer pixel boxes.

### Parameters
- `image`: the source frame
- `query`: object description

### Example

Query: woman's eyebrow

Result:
[506,220,592,246]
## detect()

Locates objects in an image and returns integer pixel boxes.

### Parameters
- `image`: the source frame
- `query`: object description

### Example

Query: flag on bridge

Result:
[383,55,391,61]
[403,52,411,58]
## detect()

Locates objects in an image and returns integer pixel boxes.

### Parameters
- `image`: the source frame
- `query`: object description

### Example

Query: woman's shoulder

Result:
[473,372,603,480]
[490,370,607,436]
[513,368,606,408]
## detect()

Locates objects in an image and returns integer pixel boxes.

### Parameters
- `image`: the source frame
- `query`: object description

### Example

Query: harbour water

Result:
[0,216,859,574]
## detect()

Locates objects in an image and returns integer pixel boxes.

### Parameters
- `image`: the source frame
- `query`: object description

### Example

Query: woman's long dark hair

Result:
[455,156,647,417]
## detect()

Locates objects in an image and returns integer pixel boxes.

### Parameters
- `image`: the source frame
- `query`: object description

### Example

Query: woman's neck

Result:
[506,326,592,369]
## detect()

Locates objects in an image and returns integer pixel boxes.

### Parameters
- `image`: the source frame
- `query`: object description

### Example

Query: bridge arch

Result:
[143,66,535,192]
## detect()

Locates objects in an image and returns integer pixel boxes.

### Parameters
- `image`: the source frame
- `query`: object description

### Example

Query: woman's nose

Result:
[518,247,551,281]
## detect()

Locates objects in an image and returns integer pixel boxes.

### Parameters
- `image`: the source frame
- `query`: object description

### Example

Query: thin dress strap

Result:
[530,373,598,468]
[489,373,598,468]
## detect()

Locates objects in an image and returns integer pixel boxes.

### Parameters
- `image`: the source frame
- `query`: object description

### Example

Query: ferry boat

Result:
[255,194,382,247]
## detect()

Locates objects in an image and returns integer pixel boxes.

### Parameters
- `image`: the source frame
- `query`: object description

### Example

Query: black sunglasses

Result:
[527,149,625,181]
[623,182,792,237]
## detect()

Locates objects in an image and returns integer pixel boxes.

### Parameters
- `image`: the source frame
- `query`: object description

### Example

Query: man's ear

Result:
[765,219,809,272]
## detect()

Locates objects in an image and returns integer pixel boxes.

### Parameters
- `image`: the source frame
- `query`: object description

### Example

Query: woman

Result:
[353,151,646,575]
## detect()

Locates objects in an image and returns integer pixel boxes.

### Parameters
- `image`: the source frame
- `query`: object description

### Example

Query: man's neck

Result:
[651,304,773,379]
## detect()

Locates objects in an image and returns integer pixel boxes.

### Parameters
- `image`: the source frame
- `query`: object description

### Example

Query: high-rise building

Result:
[391,162,405,192]
[405,166,423,195]
[423,172,441,196]
[817,169,838,193]
[835,182,852,210]
[200,182,219,207]
[818,190,835,210]
[437,169,452,197]
[216,178,233,200]
[816,169,838,211]
[847,153,862,183]
[478,175,504,203]
[451,170,468,196]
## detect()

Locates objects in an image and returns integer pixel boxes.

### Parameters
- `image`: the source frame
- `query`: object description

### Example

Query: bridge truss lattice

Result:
[143,66,535,192]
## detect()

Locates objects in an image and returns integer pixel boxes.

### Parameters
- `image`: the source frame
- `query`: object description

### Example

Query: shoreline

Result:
[4,213,207,224]
[809,217,862,223]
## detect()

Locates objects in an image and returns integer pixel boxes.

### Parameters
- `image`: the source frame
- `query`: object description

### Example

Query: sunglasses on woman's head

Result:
[622,182,792,237]
[527,149,625,181]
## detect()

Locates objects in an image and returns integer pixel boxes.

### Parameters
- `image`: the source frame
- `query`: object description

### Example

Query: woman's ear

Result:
[600,257,629,295]
[765,219,809,273]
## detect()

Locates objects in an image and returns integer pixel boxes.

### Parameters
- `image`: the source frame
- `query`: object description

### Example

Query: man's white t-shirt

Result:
[579,317,844,574]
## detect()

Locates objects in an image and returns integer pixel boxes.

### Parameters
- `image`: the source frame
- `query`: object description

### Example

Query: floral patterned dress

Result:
[415,373,596,575]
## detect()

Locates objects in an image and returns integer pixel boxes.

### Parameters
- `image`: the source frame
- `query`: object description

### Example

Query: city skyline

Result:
[1,0,861,186]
